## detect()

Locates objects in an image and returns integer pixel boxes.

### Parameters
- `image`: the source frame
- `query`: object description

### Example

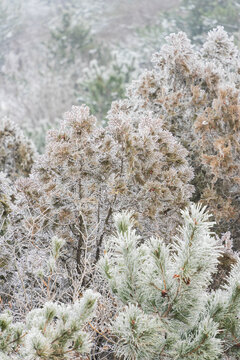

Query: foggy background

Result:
[1,0,239,152]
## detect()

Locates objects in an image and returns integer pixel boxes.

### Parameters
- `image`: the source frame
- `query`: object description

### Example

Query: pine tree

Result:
[101,204,240,359]
[0,289,99,359]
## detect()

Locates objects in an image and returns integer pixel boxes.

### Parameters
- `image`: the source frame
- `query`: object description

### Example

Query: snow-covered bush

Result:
[0,289,99,359]
[101,204,240,359]
[15,104,193,280]
[0,102,193,316]
[122,26,240,246]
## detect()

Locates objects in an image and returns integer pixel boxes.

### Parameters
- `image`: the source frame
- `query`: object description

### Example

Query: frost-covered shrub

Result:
[0,117,35,180]
[0,289,99,359]
[101,204,240,359]
[123,27,240,246]
[7,104,193,296]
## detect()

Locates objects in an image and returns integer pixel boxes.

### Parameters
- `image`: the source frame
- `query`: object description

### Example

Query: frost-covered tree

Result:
[101,204,240,359]
[15,105,193,279]
[1,103,193,315]
[0,289,99,360]
[122,26,240,247]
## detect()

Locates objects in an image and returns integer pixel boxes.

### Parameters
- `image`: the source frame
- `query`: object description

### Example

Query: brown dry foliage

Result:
[121,27,240,246]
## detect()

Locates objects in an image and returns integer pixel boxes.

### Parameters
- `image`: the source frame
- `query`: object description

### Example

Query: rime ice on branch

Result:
[0,289,99,359]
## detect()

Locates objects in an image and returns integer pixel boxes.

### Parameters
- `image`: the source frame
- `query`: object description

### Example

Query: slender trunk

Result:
[95,206,112,263]
[76,215,84,275]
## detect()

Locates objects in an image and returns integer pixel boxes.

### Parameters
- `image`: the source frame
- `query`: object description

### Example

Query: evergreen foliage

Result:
[0,289,99,359]
[176,0,240,43]
[78,52,137,125]
[48,7,93,67]
[101,204,240,359]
